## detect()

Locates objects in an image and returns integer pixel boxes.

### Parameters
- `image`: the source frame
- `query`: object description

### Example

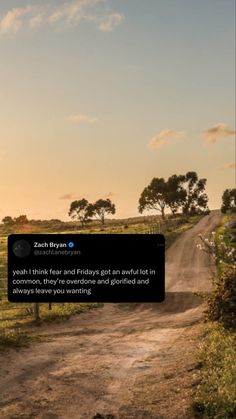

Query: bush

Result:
[206,267,236,331]
[193,217,236,418]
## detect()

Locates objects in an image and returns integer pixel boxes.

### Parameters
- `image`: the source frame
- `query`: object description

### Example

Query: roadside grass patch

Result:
[39,302,101,322]
[192,213,236,418]
[0,330,36,349]
[192,323,236,418]
[165,215,202,248]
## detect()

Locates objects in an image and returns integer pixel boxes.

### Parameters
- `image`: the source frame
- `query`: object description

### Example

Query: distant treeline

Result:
[2,171,235,227]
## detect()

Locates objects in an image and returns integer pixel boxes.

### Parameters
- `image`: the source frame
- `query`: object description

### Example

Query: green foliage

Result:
[0,331,34,349]
[1,215,29,226]
[138,177,168,219]
[164,215,202,248]
[138,171,209,219]
[68,198,92,226]
[14,215,29,224]
[2,216,14,226]
[221,189,236,214]
[39,303,101,321]
[192,324,236,418]
[205,218,236,330]
[69,198,116,225]
[88,199,116,224]
[206,267,236,330]
[165,174,186,214]
[193,215,236,418]
[181,171,209,215]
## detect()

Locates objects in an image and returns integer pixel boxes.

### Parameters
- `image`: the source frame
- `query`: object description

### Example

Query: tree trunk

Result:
[33,303,40,320]
[161,207,165,220]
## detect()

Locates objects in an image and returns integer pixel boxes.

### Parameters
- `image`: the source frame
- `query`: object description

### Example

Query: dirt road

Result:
[0,212,221,419]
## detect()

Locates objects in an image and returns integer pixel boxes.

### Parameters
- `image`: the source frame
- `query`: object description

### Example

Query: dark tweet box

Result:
[8,234,165,303]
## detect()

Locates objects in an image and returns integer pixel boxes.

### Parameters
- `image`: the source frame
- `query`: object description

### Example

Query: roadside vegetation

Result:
[192,199,236,418]
[0,331,37,349]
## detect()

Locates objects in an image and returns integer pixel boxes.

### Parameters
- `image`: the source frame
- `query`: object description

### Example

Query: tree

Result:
[14,215,29,225]
[68,199,91,226]
[166,174,186,214]
[138,178,169,219]
[89,199,116,224]
[221,189,236,213]
[2,216,14,226]
[181,171,209,214]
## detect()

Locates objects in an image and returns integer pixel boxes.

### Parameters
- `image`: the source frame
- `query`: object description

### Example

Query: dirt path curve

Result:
[0,211,221,419]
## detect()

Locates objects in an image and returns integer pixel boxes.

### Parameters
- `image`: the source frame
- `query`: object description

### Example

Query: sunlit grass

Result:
[0,330,37,349]
[192,213,236,418]
[192,323,236,418]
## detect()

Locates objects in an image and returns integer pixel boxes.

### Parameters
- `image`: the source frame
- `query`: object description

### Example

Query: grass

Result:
[38,302,102,321]
[214,213,236,276]
[164,215,202,248]
[192,323,236,418]
[192,212,236,418]
[0,302,102,328]
[0,330,37,349]
[0,303,101,350]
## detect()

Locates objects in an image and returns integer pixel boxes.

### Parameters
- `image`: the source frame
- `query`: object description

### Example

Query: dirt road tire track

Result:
[0,211,221,419]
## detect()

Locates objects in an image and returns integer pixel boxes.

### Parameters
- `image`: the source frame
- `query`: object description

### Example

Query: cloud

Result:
[148,129,186,149]
[59,193,76,200]
[48,0,93,25]
[103,192,115,198]
[202,123,236,144]
[29,14,44,29]
[48,0,105,26]
[59,193,85,200]
[98,13,125,32]
[0,6,33,33]
[220,162,235,170]
[68,113,98,124]
[0,1,124,35]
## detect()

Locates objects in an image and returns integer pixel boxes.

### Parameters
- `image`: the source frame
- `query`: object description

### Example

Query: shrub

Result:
[206,267,236,331]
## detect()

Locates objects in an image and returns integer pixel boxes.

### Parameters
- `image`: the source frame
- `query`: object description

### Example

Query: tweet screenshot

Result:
[8,234,165,303]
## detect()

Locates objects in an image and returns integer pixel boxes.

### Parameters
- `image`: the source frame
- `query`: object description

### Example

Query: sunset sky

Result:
[0,0,235,220]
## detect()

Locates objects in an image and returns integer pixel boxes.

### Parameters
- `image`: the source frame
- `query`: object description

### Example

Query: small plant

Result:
[197,232,236,268]
[206,267,236,330]
[0,331,33,348]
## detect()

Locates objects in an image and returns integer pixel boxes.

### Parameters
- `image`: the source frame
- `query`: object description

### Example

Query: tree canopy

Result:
[181,171,209,215]
[165,174,186,214]
[2,216,15,226]
[89,199,116,224]
[68,199,91,226]
[221,189,236,213]
[138,171,209,218]
[138,178,168,219]
[68,198,116,225]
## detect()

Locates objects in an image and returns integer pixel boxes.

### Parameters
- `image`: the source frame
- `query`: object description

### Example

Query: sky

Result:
[0,0,235,220]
